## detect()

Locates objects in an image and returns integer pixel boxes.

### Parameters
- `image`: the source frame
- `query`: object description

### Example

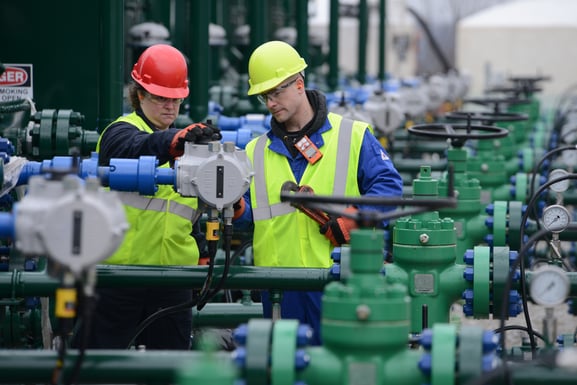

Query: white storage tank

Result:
[455,0,577,99]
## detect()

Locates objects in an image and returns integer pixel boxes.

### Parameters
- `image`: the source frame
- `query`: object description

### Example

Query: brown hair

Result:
[128,82,145,110]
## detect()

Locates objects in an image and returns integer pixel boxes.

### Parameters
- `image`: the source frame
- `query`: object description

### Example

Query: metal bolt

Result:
[356,304,371,320]
[419,233,430,244]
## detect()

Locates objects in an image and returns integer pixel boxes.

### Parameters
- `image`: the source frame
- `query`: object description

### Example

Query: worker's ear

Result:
[296,77,304,90]
[138,91,145,102]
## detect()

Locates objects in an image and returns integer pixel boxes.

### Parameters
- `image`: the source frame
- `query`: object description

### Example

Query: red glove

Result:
[169,122,222,158]
[319,207,358,246]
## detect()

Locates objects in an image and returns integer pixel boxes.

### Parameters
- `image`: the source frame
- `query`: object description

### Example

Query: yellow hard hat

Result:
[247,41,308,96]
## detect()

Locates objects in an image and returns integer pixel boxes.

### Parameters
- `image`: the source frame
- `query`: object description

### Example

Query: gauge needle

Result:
[538,281,555,298]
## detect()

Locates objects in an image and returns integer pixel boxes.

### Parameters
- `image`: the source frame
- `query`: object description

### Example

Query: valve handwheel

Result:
[445,111,528,124]
[407,122,509,147]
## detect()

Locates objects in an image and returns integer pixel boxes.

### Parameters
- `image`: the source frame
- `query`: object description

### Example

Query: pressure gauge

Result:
[542,204,571,233]
[530,265,570,307]
[562,148,577,167]
[547,169,570,193]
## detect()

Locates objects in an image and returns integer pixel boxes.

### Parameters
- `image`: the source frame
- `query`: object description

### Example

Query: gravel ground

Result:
[450,301,576,350]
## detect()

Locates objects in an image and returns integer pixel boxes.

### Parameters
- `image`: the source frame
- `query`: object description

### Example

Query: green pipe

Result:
[0,349,226,384]
[188,0,210,122]
[172,0,188,54]
[0,265,334,297]
[145,0,171,27]
[295,0,309,69]
[249,0,268,50]
[328,0,339,91]
[378,0,387,81]
[97,0,124,132]
[356,0,368,84]
[193,302,262,327]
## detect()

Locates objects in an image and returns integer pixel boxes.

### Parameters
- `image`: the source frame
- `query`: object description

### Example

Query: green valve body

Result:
[437,148,488,259]
[390,166,467,333]
[301,229,425,385]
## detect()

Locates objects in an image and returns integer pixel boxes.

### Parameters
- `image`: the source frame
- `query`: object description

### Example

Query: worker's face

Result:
[259,77,301,123]
[140,91,183,130]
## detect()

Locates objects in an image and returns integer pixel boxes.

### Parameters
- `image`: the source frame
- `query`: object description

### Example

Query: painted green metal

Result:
[493,201,508,246]
[1,0,102,130]
[177,338,238,385]
[431,324,456,385]
[295,0,309,69]
[378,0,387,82]
[356,0,368,84]
[473,246,490,318]
[98,0,125,130]
[457,326,484,382]
[271,319,298,385]
[328,0,339,91]
[27,109,99,159]
[491,246,511,319]
[188,1,211,122]
[245,318,273,385]
[191,302,262,328]
[388,167,468,332]
[0,264,334,297]
[437,147,487,259]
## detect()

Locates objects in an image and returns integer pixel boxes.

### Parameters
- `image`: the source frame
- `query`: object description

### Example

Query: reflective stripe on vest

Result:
[251,117,354,221]
[116,192,197,221]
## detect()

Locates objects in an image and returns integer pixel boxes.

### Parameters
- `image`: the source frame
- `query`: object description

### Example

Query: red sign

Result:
[0,66,29,86]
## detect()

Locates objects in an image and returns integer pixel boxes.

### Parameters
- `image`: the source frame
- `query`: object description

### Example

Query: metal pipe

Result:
[0,265,334,297]
[328,0,339,91]
[97,0,124,132]
[192,302,262,327]
[357,0,368,84]
[188,0,210,122]
[0,349,224,384]
[295,0,309,69]
[378,0,387,82]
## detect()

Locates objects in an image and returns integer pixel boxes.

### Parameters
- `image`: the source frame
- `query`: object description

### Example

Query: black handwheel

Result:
[445,111,528,124]
[464,96,530,114]
[408,122,509,143]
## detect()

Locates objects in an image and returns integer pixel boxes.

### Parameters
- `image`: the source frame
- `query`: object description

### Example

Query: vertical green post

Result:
[188,0,210,122]
[98,0,124,132]
[247,0,269,109]
[172,0,188,51]
[295,0,309,71]
[328,0,339,91]
[248,0,269,52]
[378,0,387,82]
[357,0,368,84]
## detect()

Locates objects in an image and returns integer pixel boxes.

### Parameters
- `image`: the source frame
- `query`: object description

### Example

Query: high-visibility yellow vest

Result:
[96,112,200,265]
[245,113,363,268]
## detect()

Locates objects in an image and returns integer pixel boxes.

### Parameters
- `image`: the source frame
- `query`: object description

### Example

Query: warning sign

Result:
[0,64,33,102]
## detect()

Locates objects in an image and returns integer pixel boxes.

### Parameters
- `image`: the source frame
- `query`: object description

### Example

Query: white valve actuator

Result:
[14,174,128,275]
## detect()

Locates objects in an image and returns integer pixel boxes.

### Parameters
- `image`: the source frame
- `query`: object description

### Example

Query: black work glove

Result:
[169,122,222,158]
[319,207,359,246]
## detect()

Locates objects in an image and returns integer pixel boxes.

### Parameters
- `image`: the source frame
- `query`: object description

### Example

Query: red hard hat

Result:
[131,44,189,98]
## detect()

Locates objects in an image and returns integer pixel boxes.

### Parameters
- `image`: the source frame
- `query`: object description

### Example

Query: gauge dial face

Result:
[530,265,570,306]
[548,169,570,193]
[542,204,571,233]
[562,149,577,167]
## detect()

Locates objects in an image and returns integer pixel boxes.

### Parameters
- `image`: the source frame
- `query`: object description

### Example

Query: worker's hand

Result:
[232,198,246,220]
[319,207,358,246]
[169,122,222,158]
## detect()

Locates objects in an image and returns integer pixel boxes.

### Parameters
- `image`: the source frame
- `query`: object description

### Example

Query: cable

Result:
[514,174,577,359]
[492,325,547,344]
[196,222,234,311]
